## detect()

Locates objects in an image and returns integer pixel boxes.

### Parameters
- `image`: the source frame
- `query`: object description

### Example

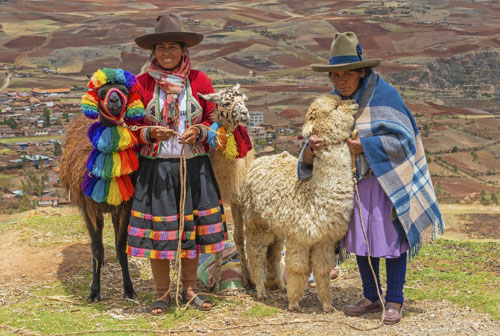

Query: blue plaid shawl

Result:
[346,70,444,258]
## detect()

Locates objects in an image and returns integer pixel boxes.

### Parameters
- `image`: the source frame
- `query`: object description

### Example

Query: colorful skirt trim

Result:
[127,155,227,260]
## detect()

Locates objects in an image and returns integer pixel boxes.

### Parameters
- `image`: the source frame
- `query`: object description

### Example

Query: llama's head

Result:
[198,84,249,131]
[302,95,358,146]
[81,68,145,127]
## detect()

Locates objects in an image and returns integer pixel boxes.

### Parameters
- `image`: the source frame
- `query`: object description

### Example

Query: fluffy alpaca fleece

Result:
[240,95,357,312]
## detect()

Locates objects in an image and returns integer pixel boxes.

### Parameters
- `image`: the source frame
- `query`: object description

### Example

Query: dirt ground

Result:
[0,207,499,335]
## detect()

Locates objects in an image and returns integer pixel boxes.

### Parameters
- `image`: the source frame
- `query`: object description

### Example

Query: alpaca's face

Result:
[198,84,249,130]
[97,83,129,126]
[302,95,358,145]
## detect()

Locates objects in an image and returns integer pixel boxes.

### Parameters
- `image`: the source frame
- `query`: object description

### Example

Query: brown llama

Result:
[60,68,144,302]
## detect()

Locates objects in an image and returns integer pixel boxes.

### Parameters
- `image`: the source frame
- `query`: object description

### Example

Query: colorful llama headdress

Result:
[80,68,143,206]
[81,68,145,123]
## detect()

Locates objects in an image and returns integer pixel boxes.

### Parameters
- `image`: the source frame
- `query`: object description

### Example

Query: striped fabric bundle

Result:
[198,243,244,291]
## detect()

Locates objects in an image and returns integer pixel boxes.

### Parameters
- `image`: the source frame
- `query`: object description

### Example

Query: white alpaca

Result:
[240,95,357,311]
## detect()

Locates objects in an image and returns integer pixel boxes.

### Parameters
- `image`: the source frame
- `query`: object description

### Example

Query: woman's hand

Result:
[150,127,175,141]
[302,134,323,163]
[308,134,324,152]
[347,137,363,154]
[178,126,200,145]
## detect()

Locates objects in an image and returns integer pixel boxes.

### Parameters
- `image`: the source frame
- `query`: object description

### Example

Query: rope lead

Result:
[347,129,385,330]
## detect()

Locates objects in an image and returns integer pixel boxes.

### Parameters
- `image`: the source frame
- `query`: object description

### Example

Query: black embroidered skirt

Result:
[127,155,227,259]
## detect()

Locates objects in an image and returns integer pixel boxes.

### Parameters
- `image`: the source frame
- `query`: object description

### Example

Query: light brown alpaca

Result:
[240,95,358,312]
[198,84,254,291]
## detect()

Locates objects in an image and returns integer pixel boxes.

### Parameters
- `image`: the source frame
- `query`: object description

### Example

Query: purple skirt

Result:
[341,174,409,258]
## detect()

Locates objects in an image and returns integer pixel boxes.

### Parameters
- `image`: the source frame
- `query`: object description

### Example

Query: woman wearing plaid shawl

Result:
[300,32,444,324]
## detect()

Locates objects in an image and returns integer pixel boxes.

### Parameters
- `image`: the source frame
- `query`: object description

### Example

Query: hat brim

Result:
[135,32,204,50]
[310,59,381,72]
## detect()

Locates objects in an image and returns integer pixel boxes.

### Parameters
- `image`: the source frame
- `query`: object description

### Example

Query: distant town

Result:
[0,65,86,211]
[0,66,306,212]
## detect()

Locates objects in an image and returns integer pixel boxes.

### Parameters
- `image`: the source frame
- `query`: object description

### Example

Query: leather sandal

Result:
[150,298,171,315]
[343,298,382,316]
[383,302,403,325]
[182,292,213,311]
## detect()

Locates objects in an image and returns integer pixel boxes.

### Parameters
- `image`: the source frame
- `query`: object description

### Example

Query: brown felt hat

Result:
[311,32,381,72]
[135,14,204,50]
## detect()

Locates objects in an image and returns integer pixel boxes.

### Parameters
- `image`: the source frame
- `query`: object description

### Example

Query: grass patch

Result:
[243,304,281,317]
[2,21,59,35]
[405,239,499,319]
[0,148,13,154]
[0,278,214,336]
[0,135,63,144]
[341,239,499,320]
[0,173,17,189]
[0,209,498,335]
[57,59,84,74]
[0,292,205,336]
[0,208,119,248]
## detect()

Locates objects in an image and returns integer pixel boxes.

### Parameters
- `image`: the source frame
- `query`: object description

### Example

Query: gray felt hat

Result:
[311,32,381,72]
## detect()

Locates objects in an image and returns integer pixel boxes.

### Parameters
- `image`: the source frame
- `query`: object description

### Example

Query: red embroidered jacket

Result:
[132,70,216,158]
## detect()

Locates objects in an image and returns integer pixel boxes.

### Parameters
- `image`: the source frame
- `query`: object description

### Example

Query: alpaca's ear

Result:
[340,99,358,115]
[350,103,359,114]
[232,83,240,91]
[302,122,313,137]
[198,92,220,103]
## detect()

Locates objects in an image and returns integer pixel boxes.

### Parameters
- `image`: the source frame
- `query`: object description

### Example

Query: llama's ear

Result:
[198,92,220,103]
[232,83,240,91]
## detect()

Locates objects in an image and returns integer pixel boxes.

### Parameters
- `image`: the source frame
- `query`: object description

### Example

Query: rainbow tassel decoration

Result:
[82,120,139,205]
[107,179,122,206]
[233,127,248,158]
[207,122,221,148]
[216,127,227,151]
[223,131,238,160]
[208,123,252,159]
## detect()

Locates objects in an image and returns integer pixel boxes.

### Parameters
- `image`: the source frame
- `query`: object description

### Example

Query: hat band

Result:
[328,42,364,65]
[329,55,364,65]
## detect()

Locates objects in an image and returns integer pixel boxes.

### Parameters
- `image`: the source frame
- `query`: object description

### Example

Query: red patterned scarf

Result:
[147,56,191,128]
